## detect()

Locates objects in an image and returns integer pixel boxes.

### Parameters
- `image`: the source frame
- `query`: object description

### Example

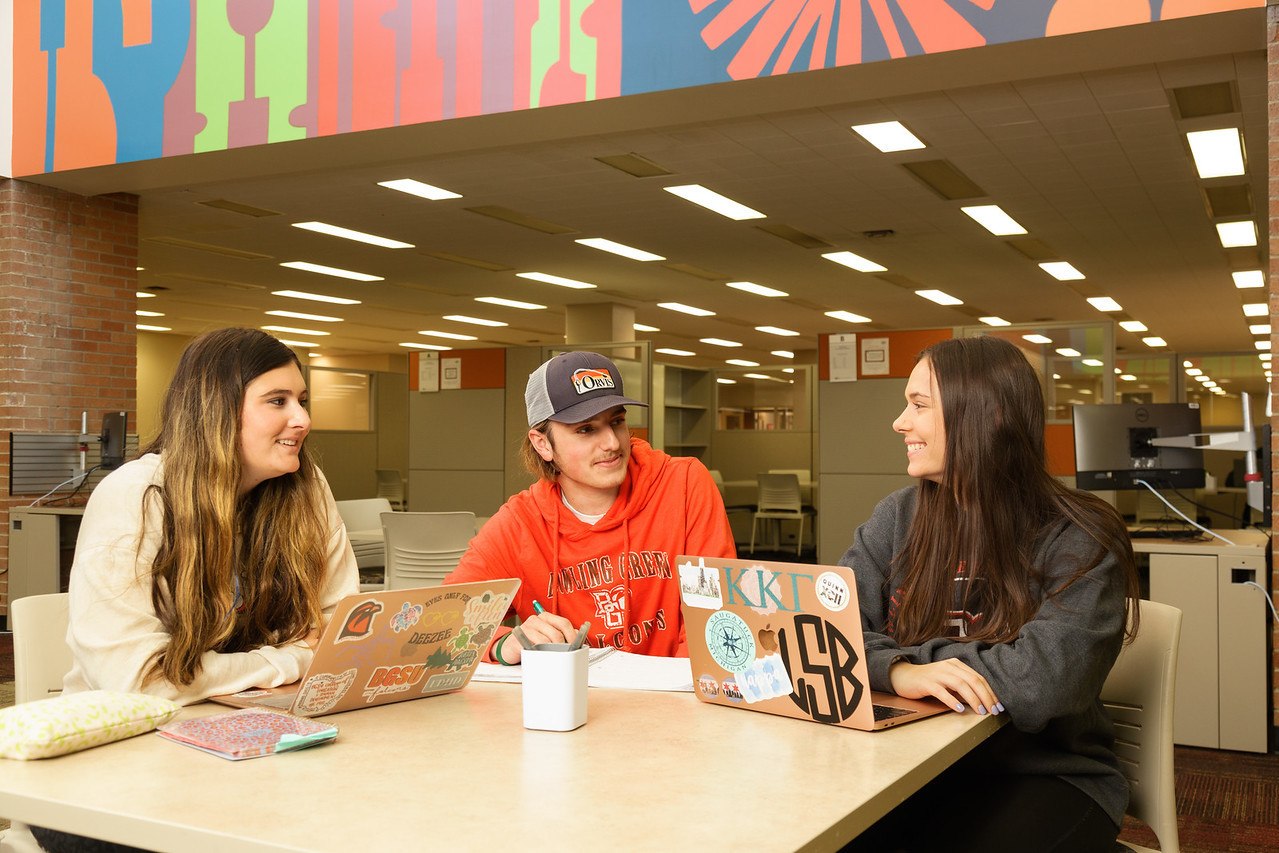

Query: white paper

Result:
[417,352,439,392]
[860,336,889,376]
[441,357,462,390]
[473,647,693,692]
[828,333,857,382]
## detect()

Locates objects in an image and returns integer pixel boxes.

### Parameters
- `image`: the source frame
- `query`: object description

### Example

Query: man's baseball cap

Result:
[525,351,647,426]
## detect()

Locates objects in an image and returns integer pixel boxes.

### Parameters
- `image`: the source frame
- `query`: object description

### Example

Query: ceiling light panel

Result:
[1216,220,1257,248]
[1143,337,1168,347]
[1055,347,1081,357]
[1233,270,1265,289]
[1119,320,1148,332]
[634,323,660,333]
[727,281,788,297]
[659,302,715,317]
[772,350,795,359]
[262,325,329,336]
[399,342,453,350]
[516,272,596,289]
[979,316,1010,326]
[280,261,383,282]
[575,237,665,262]
[915,289,963,306]
[443,314,508,327]
[755,326,799,336]
[135,310,164,317]
[1023,334,1053,344]
[266,310,342,322]
[1039,261,1084,281]
[822,251,887,273]
[700,337,742,347]
[292,221,413,249]
[1243,303,1268,317]
[825,310,871,324]
[656,348,695,356]
[1087,297,1123,312]
[729,360,761,367]
[272,290,361,305]
[663,184,765,220]
[378,179,462,200]
[136,324,170,332]
[475,296,546,310]
[1185,128,1245,179]
[850,121,925,152]
[961,204,1027,236]
[418,330,479,341]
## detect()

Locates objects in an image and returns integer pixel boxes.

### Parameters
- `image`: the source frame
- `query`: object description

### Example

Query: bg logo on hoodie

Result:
[571,367,615,395]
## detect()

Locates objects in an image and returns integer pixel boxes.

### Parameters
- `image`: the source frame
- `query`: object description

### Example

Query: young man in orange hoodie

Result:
[444,351,736,664]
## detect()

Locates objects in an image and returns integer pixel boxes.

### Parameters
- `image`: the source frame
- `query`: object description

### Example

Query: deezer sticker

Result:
[814,571,850,612]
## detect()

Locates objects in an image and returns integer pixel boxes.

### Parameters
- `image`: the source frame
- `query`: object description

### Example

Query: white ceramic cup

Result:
[521,644,588,731]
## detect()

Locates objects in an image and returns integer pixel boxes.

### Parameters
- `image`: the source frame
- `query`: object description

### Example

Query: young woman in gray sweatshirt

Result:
[841,336,1139,853]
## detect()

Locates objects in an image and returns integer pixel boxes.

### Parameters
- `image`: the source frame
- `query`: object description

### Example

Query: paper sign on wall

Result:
[860,337,889,376]
[441,357,462,390]
[418,352,440,392]
[828,334,857,383]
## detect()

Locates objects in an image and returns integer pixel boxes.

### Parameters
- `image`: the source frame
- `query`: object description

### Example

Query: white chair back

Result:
[335,497,394,532]
[756,473,803,515]
[767,468,812,487]
[381,511,476,590]
[1102,599,1183,853]
[12,592,73,705]
[375,469,406,510]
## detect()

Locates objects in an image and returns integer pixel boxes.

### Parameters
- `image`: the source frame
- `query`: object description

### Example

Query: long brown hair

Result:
[891,336,1139,646]
[140,328,329,687]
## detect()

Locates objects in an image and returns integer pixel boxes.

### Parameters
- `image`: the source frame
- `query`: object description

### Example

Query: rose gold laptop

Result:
[678,556,948,730]
[211,579,519,717]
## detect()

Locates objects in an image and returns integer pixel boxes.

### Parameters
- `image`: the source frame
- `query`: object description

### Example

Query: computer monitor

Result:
[100,411,127,470]
[1072,403,1205,490]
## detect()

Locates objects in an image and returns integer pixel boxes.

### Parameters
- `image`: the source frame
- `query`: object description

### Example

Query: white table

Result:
[0,684,1002,852]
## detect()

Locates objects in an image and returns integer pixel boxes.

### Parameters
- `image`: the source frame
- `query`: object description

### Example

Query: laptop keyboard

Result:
[872,704,914,722]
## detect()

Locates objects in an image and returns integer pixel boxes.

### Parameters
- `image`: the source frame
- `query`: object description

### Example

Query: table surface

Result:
[1128,527,1269,556]
[0,683,1001,853]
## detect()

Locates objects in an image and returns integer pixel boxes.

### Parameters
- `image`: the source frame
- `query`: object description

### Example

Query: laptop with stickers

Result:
[210,578,520,717]
[678,555,948,730]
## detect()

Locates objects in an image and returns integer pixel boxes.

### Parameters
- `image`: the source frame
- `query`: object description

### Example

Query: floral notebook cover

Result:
[157,708,338,760]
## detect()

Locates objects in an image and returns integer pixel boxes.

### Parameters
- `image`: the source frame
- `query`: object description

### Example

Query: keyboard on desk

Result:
[872,704,915,722]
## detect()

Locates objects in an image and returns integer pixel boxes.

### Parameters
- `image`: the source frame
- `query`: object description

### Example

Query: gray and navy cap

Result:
[525,351,647,426]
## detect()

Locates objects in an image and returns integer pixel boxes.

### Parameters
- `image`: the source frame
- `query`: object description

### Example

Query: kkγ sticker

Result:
[815,571,851,612]
[705,610,755,672]
[735,652,794,704]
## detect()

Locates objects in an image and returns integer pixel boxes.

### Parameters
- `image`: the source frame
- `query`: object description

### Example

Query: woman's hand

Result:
[497,612,577,665]
[888,659,1003,715]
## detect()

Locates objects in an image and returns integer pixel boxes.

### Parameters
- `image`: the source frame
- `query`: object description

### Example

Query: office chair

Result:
[335,498,392,589]
[381,511,476,589]
[1104,599,1183,853]
[2,593,73,853]
[375,469,406,511]
[749,472,812,556]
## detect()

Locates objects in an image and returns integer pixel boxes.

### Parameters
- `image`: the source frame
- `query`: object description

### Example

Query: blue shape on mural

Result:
[40,0,67,173]
[619,0,733,95]
[91,0,191,164]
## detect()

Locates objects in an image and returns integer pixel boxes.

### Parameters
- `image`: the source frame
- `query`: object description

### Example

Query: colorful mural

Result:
[10,0,1262,177]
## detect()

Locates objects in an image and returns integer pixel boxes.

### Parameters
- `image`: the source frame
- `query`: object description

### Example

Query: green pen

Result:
[532,600,546,615]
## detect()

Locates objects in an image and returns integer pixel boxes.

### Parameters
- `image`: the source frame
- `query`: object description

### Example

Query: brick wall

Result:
[0,179,138,619]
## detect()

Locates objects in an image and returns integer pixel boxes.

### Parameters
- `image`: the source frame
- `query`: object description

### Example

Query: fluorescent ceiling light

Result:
[1186,128,1245,179]
[850,120,925,152]
[1086,296,1123,312]
[517,272,596,289]
[717,378,737,385]
[575,237,664,262]
[659,302,715,317]
[1143,336,1168,347]
[443,314,507,327]
[743,373,771,380]
[378,178,461,200]
[475,296,546,310]
[1195,375,1212,383]
[634,323,660,333]
[727,359,760,367]
[272,289,361,305]
[1249,324,1271,335]
[266,310,342,322]
[1023,334,1053,344]
[136,324,170,332]
[280,261,383,282]
[308,352,323,358]
[399,342,453,350]
[1040,261,1085,281]
[136,291,156,298]
[136,266,145,271]
[656,348,695,356]
[663,184,765,220]
[755,326,799,336]
[1082,358,1104,367]
[1260,353,1273,361]
[262,325,328,337]
[418,330,479,341]
[915,289,962,306]
[772,350,795,359]
[700,337,742,348]
[1120,374,1136,381]
[1216,220,1257,248]
[1119,320,1148,332]
[1256,341,1272,351]
[782,367,795,374]
[979,316,1010,327]
[1185,368,1203,376]
[961,204,1027,236]
[1233,270,1265,289]
[135,310,164,317]
[1055,347,1081,357]
[822,250,887,273]
[277,339,318,348]
[727,281,788,297]
[1243,303,1268,317]
[292,221,413,249]
[825,310,871,324]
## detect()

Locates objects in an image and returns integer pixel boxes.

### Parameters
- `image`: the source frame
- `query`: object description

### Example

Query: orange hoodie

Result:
[445,438,735,657]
